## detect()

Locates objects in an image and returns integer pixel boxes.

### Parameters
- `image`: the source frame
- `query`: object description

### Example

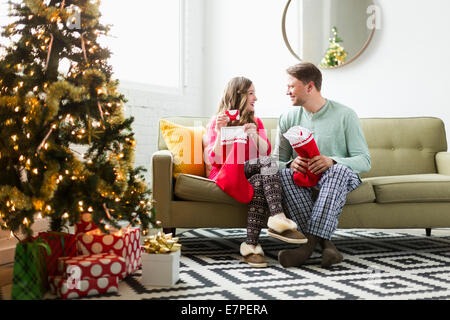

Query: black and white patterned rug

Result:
[69,228,450,300]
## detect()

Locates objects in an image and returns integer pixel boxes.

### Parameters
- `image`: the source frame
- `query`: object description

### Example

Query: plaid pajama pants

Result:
[244,156,283,245]
[280,164,362,240]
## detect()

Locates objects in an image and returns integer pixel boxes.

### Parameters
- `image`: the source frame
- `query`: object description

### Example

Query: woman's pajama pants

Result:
[244,156,283,245]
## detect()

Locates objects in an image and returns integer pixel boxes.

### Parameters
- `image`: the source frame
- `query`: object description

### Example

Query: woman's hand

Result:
[243,123,257,137]
[215,113,229,133]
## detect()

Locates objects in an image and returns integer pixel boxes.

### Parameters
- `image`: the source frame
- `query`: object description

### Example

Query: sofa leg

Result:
[163,228,176,236]
[425,228,431,237]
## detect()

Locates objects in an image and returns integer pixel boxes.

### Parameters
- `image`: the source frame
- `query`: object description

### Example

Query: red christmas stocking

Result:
[225,109,240,121]
[283,126,322,187]
[215,141,254,203]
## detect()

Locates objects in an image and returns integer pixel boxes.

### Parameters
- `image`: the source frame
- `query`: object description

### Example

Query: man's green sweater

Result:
[273,99,371,174]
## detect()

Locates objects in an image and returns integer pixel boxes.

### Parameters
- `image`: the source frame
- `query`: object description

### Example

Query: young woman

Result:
[205,77,306,268]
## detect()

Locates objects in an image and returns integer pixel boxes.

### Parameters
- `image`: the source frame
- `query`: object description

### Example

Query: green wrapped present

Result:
[11,239,50,300]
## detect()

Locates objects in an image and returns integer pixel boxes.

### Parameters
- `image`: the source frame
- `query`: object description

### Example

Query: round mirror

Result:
[282,0,377,69]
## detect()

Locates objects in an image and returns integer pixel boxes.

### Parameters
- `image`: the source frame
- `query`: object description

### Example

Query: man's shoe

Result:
[320,239,343,268]
[278,234,320,268]
[240,242,267,268]
[267,216,307,244]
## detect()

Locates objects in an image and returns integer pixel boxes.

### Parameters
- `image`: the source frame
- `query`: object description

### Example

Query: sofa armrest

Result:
[151,150,174,226]
[436,152,450,175]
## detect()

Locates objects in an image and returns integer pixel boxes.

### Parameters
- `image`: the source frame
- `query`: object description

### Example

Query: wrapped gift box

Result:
[74,213,98,235]
[77,227,142,276]
[37,232,78,278]
[58,253,127,280]
[141,249,180,287]
[220,126,247,145]
[49,275,119,299]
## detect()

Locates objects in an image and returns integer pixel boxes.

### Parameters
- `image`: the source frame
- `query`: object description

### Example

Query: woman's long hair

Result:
[217,77,257,127]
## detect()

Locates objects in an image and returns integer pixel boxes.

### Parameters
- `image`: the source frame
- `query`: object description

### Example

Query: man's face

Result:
[286,75,310,106]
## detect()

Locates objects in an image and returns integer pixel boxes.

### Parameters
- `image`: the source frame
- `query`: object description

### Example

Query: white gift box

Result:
[141,249,181,286]
[221,126,247,145]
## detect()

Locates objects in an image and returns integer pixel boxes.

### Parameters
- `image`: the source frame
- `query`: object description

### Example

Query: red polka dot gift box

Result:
[49,275,119,299]
[77,227,142,276]
[74,213,98,234]
[58,252,127,280]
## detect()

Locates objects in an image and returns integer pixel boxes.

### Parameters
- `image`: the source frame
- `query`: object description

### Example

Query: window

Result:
[0,0,12,55]
[0,1,7,22]
[99,0,184,91]
[0,0,10,24]
[0,1,184,91]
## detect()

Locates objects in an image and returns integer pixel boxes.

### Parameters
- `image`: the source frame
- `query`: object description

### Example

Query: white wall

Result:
[203,0,298,117]
[70,0,450,187]
[118,0,206,185]
[322,0,450,133]
[202,0,450,145]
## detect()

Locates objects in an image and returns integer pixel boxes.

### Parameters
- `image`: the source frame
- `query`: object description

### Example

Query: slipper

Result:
[267,216,308,244]
[240,243,267,268]
[267,228,308,244]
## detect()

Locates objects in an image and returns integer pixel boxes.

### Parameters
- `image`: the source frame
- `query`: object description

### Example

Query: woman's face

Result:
[245,84,257,113]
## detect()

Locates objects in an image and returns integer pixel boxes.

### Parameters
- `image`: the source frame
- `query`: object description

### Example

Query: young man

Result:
[273,62,371,268]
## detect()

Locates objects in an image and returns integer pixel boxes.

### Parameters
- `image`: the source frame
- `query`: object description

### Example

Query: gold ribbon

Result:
[143,232,182,254]
[80,32,88,63]
[44,1,65,70]
[102,203,112,219]
[45,34,54,70]
[97,101,104,121]
[37,127,54,153]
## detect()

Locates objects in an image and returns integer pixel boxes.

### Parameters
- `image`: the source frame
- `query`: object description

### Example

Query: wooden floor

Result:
[0,264,13,300]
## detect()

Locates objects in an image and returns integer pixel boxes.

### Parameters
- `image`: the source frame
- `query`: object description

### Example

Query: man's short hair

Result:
[286,62,322,92]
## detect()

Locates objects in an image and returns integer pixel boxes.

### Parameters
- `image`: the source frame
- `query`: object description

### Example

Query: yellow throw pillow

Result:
[159,119,206,178]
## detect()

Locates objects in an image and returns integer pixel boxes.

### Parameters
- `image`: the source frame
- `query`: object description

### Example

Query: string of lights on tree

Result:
[0,0,156,240]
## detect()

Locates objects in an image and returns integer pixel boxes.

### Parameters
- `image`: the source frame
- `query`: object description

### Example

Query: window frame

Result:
[0,0,187,95]
[115,0,186,96]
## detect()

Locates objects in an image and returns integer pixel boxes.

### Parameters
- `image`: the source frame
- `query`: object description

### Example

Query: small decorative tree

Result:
[319,26,348,68]
[0,0,155,240]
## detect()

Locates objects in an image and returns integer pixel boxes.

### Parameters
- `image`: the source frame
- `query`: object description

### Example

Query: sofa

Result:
[152,116,450,236]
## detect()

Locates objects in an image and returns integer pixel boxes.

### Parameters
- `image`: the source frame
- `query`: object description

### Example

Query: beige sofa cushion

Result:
[359,117,446,178]
[175,174,239,205]
[365,174,450,203]
[346,180,376,204]
[175,173,376,205]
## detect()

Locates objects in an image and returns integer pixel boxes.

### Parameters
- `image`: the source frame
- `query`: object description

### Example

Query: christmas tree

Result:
[319,26,348,68]
[0,0,155,240]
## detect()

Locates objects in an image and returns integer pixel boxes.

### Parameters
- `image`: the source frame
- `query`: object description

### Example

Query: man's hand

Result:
[308,155,334,174]
[290,157,309,173]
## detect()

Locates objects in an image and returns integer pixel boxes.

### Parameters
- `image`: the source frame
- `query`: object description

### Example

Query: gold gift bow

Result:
[143,231,181,254]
